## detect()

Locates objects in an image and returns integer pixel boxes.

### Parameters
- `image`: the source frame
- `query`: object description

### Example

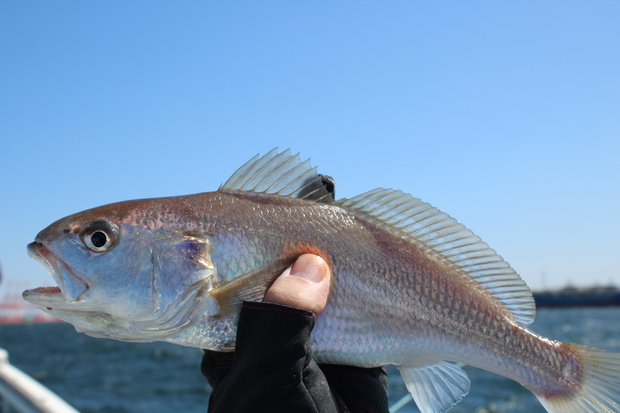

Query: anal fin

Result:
[398,362,470,413]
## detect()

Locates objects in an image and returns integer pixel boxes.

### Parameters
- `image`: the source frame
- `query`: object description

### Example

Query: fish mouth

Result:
[24,242,90,307]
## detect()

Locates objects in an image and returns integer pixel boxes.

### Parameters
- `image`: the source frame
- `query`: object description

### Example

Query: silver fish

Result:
[24,149,620,412]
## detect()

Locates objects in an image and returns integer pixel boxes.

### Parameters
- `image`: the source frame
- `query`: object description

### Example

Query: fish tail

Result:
[535,344,620,412]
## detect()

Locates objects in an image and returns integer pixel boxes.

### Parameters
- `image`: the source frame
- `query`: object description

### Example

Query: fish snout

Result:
[27,241,47,260]
[27,240,89,303]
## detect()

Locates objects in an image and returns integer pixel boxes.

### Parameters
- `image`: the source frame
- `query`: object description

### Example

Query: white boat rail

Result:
[0,348,79,413]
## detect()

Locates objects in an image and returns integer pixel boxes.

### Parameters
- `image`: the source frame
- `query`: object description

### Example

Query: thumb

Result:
[263,254,331,314]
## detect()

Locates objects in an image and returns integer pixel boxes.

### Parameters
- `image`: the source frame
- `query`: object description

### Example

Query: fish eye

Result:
[81,221,119,253]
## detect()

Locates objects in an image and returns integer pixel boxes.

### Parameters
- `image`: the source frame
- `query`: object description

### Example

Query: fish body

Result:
[24,149,620,412]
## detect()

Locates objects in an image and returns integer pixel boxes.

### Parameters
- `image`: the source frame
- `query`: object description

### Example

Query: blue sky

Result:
[1,2,619,302]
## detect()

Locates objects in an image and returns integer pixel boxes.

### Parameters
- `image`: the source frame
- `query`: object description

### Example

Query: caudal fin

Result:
[536,344,620,412]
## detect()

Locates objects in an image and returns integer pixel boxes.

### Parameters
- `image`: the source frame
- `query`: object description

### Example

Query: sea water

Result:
[2,307,620,413]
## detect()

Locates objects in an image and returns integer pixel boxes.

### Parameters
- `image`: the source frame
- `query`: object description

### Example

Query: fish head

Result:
[23,198,218,342]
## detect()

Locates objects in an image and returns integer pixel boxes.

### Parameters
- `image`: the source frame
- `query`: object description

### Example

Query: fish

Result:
[24,148,620,413]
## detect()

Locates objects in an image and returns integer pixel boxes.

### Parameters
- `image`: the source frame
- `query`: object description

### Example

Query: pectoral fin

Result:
[398,362,470,413]
[210,258,296,317]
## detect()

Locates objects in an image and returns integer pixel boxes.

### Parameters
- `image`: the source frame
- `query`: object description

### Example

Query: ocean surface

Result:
[2,307,620,413]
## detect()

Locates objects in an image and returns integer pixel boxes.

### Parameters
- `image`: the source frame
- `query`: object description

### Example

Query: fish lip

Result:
[26,241,90,304]
[22,286,65,307]
[27,242,63,289]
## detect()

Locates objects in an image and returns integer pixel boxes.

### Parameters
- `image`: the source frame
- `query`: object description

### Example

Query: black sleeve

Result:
[201,301,389,413]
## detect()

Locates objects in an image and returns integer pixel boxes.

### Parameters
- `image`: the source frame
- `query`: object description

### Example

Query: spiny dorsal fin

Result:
[338,188,536,325]
[219,148,335,204]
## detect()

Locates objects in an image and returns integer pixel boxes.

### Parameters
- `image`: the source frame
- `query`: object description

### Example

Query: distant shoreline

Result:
[534,286,620,308]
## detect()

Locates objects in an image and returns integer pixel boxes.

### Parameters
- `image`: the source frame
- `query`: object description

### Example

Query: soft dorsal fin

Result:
[338,188,536,325]
[219,148,335,204]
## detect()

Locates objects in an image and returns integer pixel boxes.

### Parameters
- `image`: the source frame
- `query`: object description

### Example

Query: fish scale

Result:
[23,148,620,413]
[205,201,609,404]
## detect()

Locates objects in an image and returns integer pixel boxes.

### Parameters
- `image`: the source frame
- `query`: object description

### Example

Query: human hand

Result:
[263,254,331,314]
[203,253,388,413]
